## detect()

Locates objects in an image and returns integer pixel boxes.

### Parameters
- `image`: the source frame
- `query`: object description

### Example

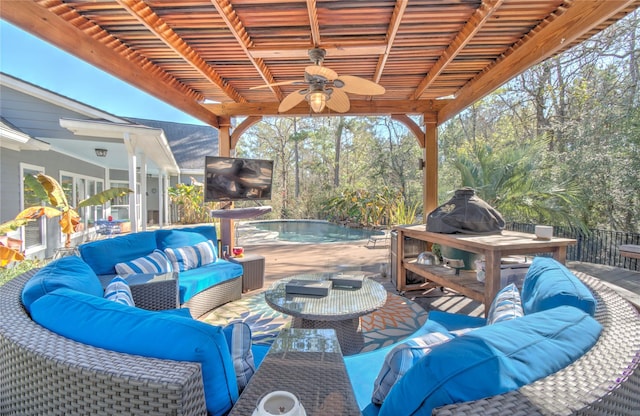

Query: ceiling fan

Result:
[252,48,386,113]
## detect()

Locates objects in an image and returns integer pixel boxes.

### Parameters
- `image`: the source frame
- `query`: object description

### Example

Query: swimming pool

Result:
[240,220,385,244]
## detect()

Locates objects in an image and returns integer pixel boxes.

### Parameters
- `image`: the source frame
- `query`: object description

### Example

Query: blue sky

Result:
[0,21,206,125]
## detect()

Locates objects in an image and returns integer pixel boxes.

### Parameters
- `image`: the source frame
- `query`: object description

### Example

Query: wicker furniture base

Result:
[182,275,242,318]
[433,272,640,415]
[292,316,363,355]
[0,271,208,416]
[228,328,360,416]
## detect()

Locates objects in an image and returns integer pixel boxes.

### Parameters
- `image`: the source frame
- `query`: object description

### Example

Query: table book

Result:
[329,274,365,289]
[285,279,332,296]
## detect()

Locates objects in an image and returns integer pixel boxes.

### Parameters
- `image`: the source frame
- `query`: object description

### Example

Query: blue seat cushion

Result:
[79,231,158,275]
[178,259,243,304]
[379,306,602,416]
[344,319,452,413]
[29,288,239,416]
[521,257,597,316]
[156,226,218,254]
[426,310,486,331]
[21,256,103,313]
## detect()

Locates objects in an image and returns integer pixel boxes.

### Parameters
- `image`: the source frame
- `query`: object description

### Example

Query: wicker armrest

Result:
[128,273,180,311]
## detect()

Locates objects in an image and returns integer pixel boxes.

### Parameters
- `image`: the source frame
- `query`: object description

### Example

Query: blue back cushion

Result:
[79,231,158,275]
[21,256,103,313]
[379,306,602,416]
[156,226,218,253]
[30,288,239,416]
[521,257,597,316]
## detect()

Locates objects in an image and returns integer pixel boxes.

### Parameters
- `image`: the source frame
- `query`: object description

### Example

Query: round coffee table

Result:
[264,272,387,355]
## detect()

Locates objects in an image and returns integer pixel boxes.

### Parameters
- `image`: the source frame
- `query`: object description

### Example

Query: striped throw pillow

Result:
[104,276,135,307]
[164,240,217,272]
[115,249,173,276]
[487,283,524,325]
[372,331,453,404]
[222,322,255,392]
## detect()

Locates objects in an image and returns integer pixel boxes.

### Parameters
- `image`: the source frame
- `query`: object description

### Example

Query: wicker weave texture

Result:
[182,276,242,318]
[229,329,361,415]
[0,271,208,416]
[434,273,640,415]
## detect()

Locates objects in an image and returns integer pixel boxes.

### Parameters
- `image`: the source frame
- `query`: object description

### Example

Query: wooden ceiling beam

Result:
[412,0,504,99]
[116,0,245,103]
[209,0,283,101]
[2,0,219,127]
[306,0,321,47]
[202,99,448,117]
[248,44,388,59]
[438,0,637,123]
[373,0,408,85]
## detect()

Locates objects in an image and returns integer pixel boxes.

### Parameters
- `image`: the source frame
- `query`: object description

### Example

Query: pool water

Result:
[247,220,384,243]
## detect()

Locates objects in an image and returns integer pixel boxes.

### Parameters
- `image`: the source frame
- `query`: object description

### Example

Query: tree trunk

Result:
[334,117,345,188]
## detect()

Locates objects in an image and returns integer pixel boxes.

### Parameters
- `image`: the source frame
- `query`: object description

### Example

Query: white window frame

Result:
[20,163,46,255]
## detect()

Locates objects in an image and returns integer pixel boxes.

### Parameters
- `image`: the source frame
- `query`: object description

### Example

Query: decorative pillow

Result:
[223,322,256,392]
[115,249,173,276]
[486,283,524,325]
[104,276,135,307]
[372,331,453,404]
[164,240,217,272]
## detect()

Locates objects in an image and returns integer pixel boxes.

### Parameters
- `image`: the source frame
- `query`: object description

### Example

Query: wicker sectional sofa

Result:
[78,225,242,318]
[1,257,639,414]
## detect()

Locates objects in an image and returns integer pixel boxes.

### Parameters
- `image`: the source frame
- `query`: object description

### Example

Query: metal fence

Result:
[506,223,639,272]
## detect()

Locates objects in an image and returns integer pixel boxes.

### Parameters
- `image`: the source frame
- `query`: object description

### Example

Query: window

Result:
[59,171,104,232]
[20,164,45,254]
[109,181,138,220]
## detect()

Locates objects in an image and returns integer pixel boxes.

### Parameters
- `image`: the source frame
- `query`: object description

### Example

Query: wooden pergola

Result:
[3,0,639,246]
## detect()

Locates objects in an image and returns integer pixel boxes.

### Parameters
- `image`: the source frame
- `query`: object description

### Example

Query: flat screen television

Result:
[204,156,274,202]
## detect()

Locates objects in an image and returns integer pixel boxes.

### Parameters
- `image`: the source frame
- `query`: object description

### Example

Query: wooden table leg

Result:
[483,251,501,317]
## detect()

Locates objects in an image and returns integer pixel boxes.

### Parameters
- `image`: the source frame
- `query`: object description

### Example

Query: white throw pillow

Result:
[372,331,453,404]
[115,249,173,276]
[164,240,217,272]
[104,276,135,307]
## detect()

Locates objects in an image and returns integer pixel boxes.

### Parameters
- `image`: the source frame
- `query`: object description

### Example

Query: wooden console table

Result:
[394,225,576,315]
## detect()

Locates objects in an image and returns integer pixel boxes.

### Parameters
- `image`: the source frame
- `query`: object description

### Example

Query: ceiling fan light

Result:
[308,91,327,112]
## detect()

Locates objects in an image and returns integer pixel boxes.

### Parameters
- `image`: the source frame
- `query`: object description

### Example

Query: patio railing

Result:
[506,222,639,272]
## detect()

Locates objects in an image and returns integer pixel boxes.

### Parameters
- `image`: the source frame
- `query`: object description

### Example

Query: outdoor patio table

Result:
[228,328,360,416]
[264,272,387,355]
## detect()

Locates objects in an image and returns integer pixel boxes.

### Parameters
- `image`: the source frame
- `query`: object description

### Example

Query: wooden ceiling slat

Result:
[4,0,638,124]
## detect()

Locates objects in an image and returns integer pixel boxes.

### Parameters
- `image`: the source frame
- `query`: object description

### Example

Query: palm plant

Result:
[452,143,586,230]
[0,173,133,264]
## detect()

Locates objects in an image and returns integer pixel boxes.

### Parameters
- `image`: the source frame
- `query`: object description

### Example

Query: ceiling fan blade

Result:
[326,88,350,113]
[250,80,302,90]
[335,75,386,95]
[278,89,307,112]
[305,65,338,80]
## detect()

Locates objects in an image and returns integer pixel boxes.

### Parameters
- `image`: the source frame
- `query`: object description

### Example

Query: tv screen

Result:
[204,156,274,202]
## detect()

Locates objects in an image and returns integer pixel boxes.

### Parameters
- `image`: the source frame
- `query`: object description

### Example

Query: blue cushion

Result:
[30,288,239,416]
[521,257,597,316]
[372,332,453,405]
[164,240,217,272]
[178,259,243,304]
[379,306,602,416]
[21,256,103,313]
[223,323,255,391]
[104,276,135,306]
[115,249,173,275]
[156,226,218,253]
[79,231,158,275]
[344,319,452,412]
[426,310,487,331]
[486,283,523,325]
